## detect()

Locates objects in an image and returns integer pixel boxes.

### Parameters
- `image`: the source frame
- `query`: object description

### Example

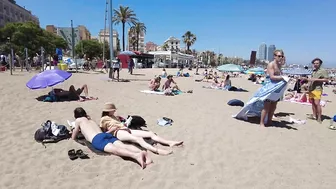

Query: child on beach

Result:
[149,76,161,91]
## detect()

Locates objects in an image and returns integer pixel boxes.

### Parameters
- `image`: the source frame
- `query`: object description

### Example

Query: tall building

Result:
[267,45,276,61]
[78,25,91,40]
[145,41,158,52]
[258,43,267,60]
[0,0,39,27]
[98,29,118,50]
[127,29,145,52]
[164,36,180,51]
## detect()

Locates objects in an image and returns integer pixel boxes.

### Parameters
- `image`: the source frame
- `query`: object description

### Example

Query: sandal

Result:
[76,149,90,159]
[68,149,78,160]
[329,126,336,130]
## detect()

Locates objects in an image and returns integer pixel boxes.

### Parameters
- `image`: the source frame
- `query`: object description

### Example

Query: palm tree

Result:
[129,36,137,51]
[130,22,146,51]
[113,5,138,51]
[182,31,196,54]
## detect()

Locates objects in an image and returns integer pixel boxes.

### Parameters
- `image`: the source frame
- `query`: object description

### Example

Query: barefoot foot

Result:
[144,152,153,165]
[169,141,184,147]
[135,152,146,169]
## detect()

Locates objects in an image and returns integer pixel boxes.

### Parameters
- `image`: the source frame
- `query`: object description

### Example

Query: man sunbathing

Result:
[52,84,97,101]
[149,76,161,91]
[71,107,152,169]
[100,103,183,155]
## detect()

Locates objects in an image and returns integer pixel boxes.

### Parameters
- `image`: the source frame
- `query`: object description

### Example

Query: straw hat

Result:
[102,102,117,112]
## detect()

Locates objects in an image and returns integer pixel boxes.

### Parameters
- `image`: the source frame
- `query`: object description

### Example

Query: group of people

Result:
[256,49,329,127]
[72,103,183,169]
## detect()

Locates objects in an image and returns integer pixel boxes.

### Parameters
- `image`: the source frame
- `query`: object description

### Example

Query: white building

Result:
[98,29,119,50]
[164,36,180,51]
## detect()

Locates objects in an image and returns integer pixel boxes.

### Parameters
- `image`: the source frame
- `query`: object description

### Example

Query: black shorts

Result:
[113,68,119,72]
[265,99,280,103]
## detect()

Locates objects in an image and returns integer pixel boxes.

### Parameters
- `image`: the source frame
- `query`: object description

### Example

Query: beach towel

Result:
[233,76,289,123]
[284,99,326,107]
[140,90,165,95]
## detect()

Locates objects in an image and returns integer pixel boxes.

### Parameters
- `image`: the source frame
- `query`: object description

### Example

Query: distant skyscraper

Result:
[267,45,276,61]
[258,43,267,60]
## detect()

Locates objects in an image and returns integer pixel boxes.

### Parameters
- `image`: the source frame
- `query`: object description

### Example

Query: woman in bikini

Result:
[100,102,183,155]
[149,76,161,91]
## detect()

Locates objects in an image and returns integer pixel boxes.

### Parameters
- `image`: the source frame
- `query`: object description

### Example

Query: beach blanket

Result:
[284,99,326,107]
[233,76,289,123]
[140,90,165,95]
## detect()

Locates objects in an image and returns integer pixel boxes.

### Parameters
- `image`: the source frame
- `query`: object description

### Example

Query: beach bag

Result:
[227,99,244,107]
[34,120,70,147]
[126,115,147,130]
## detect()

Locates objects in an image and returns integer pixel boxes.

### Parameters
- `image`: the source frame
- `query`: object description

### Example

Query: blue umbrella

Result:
[245,67,265,75]
[217,64,243,72]
[26,69,72,89]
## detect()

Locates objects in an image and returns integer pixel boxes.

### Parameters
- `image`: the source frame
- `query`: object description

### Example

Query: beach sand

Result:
[0,68,335,189]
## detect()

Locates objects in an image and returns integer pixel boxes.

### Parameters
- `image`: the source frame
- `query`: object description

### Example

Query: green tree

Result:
[113,5,138,51]
[75,40,101,60]
[130,22,146,51]
[162,42,169,51]
[0,22,67,58]
[182,31,196,54]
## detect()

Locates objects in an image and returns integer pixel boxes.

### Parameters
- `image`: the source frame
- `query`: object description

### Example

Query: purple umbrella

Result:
[26,69,72,89]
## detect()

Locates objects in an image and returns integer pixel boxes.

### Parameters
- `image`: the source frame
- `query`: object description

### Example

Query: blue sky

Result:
[16,0,335,67]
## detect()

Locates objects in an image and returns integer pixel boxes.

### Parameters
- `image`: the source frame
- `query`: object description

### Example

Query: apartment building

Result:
[97,29,118,50]
[78,25,91,40]
[0,0,39,27]
[145,41,158,52]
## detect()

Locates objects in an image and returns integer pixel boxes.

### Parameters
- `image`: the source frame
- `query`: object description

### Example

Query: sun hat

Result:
[102,102,117,112]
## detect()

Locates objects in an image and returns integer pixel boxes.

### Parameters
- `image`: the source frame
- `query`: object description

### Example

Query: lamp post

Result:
[108,0,114,79]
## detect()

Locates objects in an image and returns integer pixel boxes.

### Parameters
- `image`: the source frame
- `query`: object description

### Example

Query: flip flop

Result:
[68,149,78,160]
[76,149,90,159]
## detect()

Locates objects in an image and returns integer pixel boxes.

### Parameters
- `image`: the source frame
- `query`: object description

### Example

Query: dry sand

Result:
[0,68,335,189]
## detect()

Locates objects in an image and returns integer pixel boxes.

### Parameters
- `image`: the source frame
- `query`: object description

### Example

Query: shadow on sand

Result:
[244,116,297,130]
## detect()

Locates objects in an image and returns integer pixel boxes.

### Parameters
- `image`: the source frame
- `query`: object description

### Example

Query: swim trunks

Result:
[309,90,322,100]
[92,133,118,151]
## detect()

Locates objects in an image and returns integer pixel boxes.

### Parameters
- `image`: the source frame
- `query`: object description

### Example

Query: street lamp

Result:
[108,0,114,79]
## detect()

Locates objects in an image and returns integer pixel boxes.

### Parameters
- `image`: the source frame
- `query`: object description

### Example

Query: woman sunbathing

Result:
[100,103,183,155]
[149,76,161,91]
[52,84,97,101]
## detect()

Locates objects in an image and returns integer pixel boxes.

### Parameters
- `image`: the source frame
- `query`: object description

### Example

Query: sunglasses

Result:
[275,55,284,58]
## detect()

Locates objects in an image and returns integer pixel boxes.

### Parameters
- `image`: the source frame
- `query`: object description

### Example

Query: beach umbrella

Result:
[245,67,265,75]
[26,69,72,89]
[119,51,136,56]
[217,64,243,72]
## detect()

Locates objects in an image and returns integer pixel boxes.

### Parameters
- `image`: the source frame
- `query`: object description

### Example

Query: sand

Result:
[0,68,335,189]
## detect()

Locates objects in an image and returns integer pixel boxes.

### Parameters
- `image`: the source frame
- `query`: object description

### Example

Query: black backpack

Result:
[127,115,147,130]
[34,120,70,147]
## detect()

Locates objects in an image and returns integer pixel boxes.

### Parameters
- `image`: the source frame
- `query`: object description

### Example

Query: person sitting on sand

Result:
[162,75,180,91]
[52,84,97,102]
[71,107,152,169]
[149,76,161,91]
[222,75,232,89]
[100,103,183,155]
[161,68,167,78]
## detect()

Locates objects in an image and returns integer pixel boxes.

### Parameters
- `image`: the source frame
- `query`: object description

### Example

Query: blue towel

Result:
[233,77,288,123]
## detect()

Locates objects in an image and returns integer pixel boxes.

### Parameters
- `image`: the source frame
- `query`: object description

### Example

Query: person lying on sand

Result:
[149,76,161,91]
[71,107,152,169]
[100,103,183,155]
[52,84,97,102]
